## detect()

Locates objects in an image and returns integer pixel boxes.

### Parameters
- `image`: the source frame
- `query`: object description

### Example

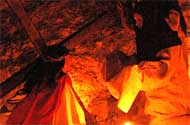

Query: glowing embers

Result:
[123,121,142,125]
[124,121,133,125]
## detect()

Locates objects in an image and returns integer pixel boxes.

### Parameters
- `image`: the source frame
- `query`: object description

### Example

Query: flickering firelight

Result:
[124,122,132,125]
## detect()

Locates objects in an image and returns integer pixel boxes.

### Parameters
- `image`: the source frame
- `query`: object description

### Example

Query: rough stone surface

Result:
[1,0,189,125]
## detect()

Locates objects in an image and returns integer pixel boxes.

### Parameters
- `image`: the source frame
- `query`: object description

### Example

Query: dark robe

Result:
[133,1,186,61]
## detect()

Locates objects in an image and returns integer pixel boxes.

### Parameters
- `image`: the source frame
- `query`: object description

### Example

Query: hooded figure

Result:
[107,1,190,125]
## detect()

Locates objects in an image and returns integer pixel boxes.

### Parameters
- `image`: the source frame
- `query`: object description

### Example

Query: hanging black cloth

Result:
[133,0,187,61]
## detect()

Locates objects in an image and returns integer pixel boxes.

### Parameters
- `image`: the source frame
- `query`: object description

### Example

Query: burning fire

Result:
[124,122,133,125]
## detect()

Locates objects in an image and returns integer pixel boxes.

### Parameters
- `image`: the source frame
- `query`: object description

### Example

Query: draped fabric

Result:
[112,1,190,124]
[107,45,190,124]
[52,76,86,125]
[7,75,86,125]
[106,65,142,113]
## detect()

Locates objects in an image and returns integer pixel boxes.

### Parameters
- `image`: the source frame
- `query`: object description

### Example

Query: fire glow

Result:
[124,122,132,125]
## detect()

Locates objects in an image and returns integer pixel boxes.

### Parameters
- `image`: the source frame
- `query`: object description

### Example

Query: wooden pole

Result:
[6,0,48,59]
